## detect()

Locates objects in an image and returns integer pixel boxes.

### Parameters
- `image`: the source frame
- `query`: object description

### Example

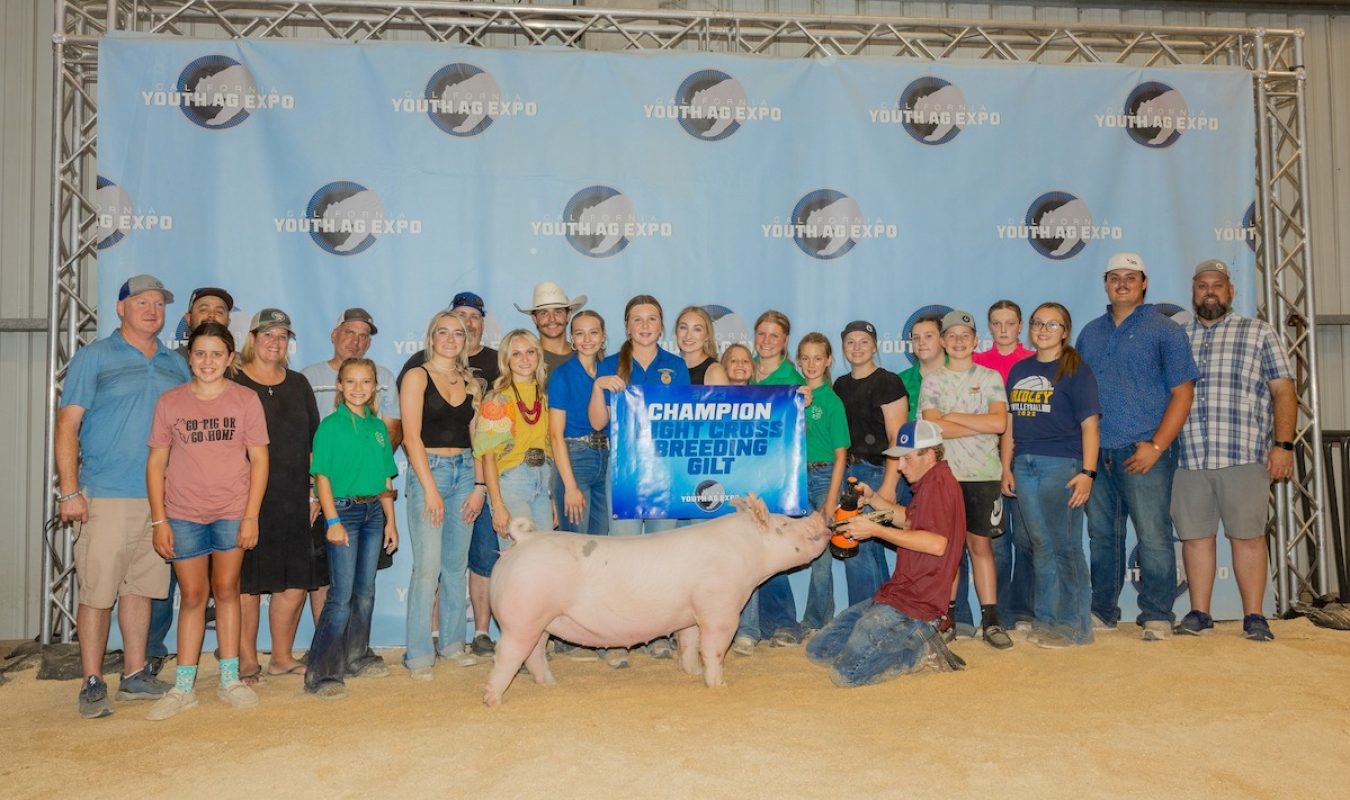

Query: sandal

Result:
[266,662,306,677]
[239,665,266,686]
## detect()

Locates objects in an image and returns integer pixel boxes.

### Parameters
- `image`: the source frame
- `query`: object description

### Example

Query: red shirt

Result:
[873,460,966,621]
[973,343,1034,384]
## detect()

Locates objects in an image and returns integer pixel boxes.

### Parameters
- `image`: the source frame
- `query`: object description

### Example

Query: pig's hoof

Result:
[482,688,502,708]
[533,674,557,687]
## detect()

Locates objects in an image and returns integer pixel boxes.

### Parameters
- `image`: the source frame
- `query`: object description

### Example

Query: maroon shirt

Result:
[873,459,966,622]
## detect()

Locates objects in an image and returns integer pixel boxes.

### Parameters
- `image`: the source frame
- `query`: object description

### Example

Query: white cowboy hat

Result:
[515,281,587,314]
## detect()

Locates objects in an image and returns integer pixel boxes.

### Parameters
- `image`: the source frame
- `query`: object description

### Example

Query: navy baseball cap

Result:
[451,291,485,314]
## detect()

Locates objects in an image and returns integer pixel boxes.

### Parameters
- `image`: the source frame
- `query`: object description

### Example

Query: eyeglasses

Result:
[1029,320,1065,331]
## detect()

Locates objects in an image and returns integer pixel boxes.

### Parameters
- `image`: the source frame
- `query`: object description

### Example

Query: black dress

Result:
[233,368,327,593]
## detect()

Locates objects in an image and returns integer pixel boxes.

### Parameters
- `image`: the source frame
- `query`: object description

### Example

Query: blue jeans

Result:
[148,571,178,658]
[467,504,499,577]
[806,599,932,687]
[802,464,837,630]
[994,495,1036,625]
[1013,455,1093,644]
[499,462,553,536]
[305,498,384,691]
[552,442,610,535]
[404,451,474,669]
[1087,443,1179,625]
[842,461,889,606]
[166,518,240,561]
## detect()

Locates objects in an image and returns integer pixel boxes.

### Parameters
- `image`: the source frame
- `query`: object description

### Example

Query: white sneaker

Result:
[440,649,479,668]
[1091,613,1117,631]
[409,666,434,681]
[217,681,259,709]
[147,688,198,721]
[1141,620,1173,641]
[731,635,756,657]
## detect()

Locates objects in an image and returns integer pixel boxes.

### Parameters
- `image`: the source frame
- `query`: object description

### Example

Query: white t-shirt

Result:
[301,360,400,420]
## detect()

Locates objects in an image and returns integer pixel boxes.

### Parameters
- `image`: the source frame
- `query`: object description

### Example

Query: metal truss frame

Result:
[42,0,1323,643]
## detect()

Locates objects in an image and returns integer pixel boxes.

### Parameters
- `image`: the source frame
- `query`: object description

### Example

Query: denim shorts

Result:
[166,518,241,561]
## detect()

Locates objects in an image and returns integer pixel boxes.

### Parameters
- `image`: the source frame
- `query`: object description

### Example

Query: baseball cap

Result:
[450,291,485,315]
[1105,252,1146,276]
[336,307,378,335]
[840,320,878,342]
[118,274,174,303]
[249,307,295,337]
[883,419,944,458]
[1193,259,1231,279]
[188,286,233,310]
[940,309,976,334]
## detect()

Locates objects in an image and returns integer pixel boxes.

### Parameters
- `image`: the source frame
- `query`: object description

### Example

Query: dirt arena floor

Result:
[3,618,1348,800]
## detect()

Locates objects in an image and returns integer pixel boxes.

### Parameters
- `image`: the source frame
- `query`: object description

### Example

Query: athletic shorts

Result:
[960,480,1006,538]
[74,497,170,608]
[1171,463,1271,541]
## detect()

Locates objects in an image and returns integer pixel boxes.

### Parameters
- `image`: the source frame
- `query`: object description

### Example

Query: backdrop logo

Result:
[410,63,535,136]
[899,304,952,365]
[275,182,421,256]
[1096,82,1219,148]
[158,56,293,129]
[1215,202,1258,252]
[534,186,672,258]
[95,177,172,250]
[704,305,749,350]
[764,190,897,260]
[1129,543,1188,601]
[642,70,781,141]
[1002,191,1121,260]
[871,78,999,144]
[693,479,729,513]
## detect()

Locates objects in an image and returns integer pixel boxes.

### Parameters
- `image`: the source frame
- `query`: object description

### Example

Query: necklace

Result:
[512,383,542,425]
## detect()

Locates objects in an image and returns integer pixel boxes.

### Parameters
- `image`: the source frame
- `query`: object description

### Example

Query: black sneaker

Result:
[78,676,113,719]
[1243,614,1275,642]
[147,655,166,678]
[469,634,495,658]
[1174,610,1215,636]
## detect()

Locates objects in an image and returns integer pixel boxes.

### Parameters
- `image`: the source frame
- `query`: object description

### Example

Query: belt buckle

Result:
[524,448,546,467]
[587,433,609,449]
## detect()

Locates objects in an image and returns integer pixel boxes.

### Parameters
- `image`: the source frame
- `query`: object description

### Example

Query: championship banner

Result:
[94,33,1266,645]
[610,386,808,519]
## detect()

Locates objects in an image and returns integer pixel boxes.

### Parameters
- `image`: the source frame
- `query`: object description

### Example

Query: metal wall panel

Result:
[1,1,1346,637]
[0,0,53,639]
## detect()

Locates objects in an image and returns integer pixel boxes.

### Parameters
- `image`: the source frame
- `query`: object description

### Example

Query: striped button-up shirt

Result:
[1178,312,1293,470]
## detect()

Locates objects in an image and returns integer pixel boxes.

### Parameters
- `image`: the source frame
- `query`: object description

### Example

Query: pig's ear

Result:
[731,493,770,530]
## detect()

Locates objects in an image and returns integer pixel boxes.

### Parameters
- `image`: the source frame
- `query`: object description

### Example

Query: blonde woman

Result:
[401,310,485,677]
[475,329,553,540]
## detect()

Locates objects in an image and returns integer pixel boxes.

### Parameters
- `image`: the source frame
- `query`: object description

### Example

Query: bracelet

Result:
[57,490,82,503]
[150,519,167,527]
[1273,440,1295,451]
[243,516,258,521]
[474,481,487,487]
[1080,469,1098,480]
[325,517,341,528]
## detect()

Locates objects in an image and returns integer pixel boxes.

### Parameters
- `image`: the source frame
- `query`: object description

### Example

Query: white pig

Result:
[483,497,830,706]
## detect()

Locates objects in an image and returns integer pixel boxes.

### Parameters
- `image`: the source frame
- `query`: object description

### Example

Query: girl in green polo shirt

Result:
[305,358,399,699]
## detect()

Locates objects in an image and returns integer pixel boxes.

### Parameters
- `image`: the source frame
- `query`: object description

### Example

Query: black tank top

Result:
[419,366,473,448]
[688,357,712,386]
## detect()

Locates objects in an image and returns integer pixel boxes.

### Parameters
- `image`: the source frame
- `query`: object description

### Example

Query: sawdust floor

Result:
[3,618,1348,800]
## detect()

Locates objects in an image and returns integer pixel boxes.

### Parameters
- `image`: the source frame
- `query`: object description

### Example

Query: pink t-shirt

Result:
[148,381,269,523]
[973,343,1034,384]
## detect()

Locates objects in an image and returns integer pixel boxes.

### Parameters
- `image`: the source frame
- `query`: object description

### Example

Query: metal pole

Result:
[1292,34,1329,599]
[41,0,69,647]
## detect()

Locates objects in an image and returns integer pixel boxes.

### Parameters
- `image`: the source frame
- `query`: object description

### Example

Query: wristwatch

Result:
[1080,469,1098,479]
[1273,440,1295,451]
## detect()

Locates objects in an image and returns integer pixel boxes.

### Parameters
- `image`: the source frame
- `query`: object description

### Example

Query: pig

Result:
[482,496,830,707]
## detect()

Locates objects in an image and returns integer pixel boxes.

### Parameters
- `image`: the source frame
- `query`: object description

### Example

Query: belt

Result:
[807,461,833,469]
[847,454,885,467]
[523,448,548,467]
[565,433,609,449]
[343,489,398,504]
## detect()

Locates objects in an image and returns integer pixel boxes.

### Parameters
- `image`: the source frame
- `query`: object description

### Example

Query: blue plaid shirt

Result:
[1177,312,1293,470]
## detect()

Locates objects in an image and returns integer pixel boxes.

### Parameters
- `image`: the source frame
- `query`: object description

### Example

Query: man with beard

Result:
[515,281,586,375]
[1171,259,1294,642]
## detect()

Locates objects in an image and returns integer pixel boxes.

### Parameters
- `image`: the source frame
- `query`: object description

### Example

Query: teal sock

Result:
[219,657,240,686]
[174,665,197,693]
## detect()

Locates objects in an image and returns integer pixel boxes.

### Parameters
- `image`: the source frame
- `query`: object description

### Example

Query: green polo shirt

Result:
[805,383,851,463]
[752,358,805,387]
[311,404,398,498]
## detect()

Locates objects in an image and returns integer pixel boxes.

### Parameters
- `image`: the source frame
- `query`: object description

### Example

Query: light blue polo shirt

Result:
[1076,303,1198,450]
[60,330,190,498]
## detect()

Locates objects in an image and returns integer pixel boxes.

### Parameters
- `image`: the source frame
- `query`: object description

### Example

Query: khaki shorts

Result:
[74,497,170,609]
[1171,463,1272,541]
